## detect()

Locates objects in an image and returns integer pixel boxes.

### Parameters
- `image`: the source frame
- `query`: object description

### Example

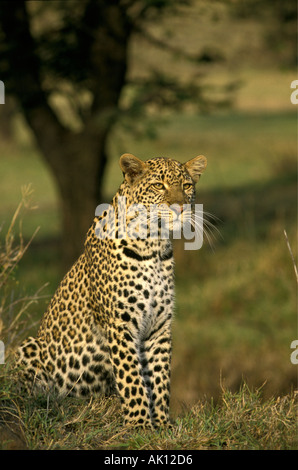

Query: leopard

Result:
[15,153,207,429]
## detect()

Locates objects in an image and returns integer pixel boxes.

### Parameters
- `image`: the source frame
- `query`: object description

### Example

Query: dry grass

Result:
[0,186,48,356]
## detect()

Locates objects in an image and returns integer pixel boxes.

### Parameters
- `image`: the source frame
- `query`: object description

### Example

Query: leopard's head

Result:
[119,153,207,235]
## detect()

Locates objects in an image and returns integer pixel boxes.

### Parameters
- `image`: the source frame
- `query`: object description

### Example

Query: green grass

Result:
[0,366,296,450]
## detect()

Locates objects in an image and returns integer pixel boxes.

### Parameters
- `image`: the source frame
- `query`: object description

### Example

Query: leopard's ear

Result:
[119,153,147,185]
[184,155,207,183]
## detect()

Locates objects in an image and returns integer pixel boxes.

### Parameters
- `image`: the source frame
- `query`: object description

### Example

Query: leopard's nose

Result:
[170,204,183,216]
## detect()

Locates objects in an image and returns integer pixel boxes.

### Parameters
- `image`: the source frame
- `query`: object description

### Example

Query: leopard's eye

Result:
[183,183,193,191]
[152,183,165,190]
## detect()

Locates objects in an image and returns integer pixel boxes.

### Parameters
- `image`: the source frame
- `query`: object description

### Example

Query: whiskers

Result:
[191,210,222,251]
[126,204,222,250]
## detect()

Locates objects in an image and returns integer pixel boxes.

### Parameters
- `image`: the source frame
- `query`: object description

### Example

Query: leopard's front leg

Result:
[108,323,153,428]
[140,318,172,428]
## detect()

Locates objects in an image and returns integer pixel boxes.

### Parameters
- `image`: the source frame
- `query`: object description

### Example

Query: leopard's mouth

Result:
[159,205,192,234]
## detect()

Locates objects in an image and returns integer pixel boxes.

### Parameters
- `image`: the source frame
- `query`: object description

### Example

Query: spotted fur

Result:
[16,154,207,428]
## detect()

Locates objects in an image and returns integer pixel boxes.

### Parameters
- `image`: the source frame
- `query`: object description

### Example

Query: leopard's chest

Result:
[115,251,173,306]
[113,253,174,339]
[96,239,174,325]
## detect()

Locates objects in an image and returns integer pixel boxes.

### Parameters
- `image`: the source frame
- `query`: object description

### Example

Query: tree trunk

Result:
[28,119,110,269]
[52,132,109,270]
